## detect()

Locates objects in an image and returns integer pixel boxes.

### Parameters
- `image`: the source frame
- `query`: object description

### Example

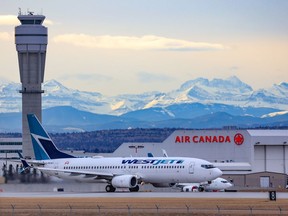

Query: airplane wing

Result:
[198,181,211,186]
[36,167,118,180]
[24,160,46,166]
[25,157,141,182]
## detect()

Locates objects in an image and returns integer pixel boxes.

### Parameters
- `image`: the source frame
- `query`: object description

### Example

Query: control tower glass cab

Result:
[15,12,48,158]
[18,13,45,24]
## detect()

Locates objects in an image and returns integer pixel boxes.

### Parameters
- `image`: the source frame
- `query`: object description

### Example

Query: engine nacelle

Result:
[111,175,137,188]
[182,186,198,192]
[152,183,176,188]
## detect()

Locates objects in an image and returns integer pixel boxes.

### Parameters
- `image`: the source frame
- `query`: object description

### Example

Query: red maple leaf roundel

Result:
[234,133,244,145]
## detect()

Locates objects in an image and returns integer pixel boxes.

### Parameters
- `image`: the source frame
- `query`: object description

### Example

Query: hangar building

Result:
[112,129,288,189]
[0,138,22,159]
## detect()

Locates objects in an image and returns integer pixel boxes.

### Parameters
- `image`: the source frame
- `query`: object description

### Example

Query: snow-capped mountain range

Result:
[1,76,288,132]
[1,76,287,115]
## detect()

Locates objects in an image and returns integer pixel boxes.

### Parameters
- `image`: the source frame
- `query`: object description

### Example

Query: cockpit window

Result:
[221,180,228,183]
[201,164,215,169]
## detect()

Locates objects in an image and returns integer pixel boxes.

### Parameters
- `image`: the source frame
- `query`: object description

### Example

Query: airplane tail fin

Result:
[27,114,75,160]
[147,153,154,157]
[162,149,168,157]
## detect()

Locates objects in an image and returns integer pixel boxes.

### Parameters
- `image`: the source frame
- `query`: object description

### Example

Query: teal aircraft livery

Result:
[121,159,184,165]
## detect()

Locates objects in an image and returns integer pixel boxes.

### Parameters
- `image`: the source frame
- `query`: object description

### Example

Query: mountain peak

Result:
[176,76,253,103]
[209,76,253,91]
[179,78,209,91]
[44,79,66,88]
[179,76,252,92]
[44,79,69,93]
[0,77,288,117]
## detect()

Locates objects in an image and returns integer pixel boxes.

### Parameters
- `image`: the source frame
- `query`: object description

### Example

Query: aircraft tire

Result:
[106,185,116,192]
[129,185,139,192]
[198,186,205,192]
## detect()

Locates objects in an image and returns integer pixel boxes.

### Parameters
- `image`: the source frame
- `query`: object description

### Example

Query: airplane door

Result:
[53,162,59,169]
[189,162,195,174]
[53,162,59,176]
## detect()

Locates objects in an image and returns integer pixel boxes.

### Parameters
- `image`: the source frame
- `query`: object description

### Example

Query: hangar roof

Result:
[248,130,288,145]
[248,130,288,137]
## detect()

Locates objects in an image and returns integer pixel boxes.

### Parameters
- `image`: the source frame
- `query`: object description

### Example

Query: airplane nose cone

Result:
[214,168,223,178]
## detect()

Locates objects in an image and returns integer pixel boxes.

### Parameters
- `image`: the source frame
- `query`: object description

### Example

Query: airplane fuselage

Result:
[37,157,222,184]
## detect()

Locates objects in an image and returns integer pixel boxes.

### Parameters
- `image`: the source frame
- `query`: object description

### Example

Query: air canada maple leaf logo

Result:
[234,133,244,145]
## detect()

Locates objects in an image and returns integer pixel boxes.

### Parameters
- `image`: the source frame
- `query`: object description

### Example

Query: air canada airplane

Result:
[25,114,222,192]
[176,177,233,192]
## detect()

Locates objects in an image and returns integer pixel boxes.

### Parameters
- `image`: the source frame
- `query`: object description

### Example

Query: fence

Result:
[1,204,288,216]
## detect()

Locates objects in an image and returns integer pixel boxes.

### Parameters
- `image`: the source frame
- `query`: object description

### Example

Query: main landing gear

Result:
[105,184,140,192]
[198,186,205,192]
[105,184,116,192]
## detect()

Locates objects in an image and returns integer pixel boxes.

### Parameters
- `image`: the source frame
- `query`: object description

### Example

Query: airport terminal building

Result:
[112,129,288,189]
[0,138,22,159]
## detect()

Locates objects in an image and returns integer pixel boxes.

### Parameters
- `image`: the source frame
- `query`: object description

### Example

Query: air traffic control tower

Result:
[15,11,48,158]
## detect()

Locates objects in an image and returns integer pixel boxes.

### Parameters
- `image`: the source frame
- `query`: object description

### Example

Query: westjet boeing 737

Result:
[26,114,222,192]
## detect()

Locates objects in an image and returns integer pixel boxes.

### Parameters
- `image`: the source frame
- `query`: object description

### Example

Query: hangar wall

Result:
[254,145,288,174]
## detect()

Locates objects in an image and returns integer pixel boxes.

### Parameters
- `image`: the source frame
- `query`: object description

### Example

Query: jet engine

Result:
[111,175,137,188]
[182,185,199,192]
[182,185,205,192]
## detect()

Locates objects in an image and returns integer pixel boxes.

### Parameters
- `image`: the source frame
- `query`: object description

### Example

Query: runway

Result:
[1,191,288,199]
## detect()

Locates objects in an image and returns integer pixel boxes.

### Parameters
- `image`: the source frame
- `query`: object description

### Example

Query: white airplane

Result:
[176,177,233,192]
[148,151,231,192]
[25,114,222,192]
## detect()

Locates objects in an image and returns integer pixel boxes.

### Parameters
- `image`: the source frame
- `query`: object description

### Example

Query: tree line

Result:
[0,128,175,153]
[2,126,287,153]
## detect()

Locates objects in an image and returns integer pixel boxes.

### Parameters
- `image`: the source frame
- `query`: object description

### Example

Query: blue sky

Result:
[1,0,288,95]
